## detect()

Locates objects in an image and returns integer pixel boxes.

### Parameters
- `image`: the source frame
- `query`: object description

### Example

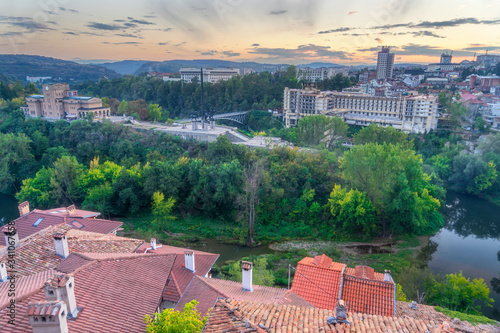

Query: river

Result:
[2,191,500,317]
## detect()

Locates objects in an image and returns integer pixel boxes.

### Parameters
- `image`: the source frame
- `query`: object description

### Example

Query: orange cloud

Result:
[348,11,357,15]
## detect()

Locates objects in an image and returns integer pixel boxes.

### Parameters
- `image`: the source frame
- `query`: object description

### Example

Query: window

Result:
[70,220,85,229]
[32,217,44,227]
[48,290,54,295]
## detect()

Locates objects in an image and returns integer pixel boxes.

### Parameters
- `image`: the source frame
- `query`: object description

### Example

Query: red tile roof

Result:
[0,210,122,246]
[202,299,500,333]
[0,270,54,309]
[42,207,101,218]
[291,255,345,309]
[0,253,176,333]
[341,274,395,317]
[0,224,143,276]
[27,300,64,316]
[176,276,312,315]
[136,241,219,304]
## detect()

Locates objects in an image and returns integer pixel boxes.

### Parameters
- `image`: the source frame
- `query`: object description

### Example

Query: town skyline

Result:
[0,0,499,65]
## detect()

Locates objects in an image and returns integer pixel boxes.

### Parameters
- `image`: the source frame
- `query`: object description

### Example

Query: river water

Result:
[2,191,500,317]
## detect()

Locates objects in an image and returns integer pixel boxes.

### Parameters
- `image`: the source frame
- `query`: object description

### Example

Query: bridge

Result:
[177,110,250,125]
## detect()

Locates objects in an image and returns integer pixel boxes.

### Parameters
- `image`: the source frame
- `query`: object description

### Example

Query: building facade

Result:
[24,83,110,120]
[179,68,239,83]
[376,46,395,80]
[296,67,348,82]
[284,87,439,133]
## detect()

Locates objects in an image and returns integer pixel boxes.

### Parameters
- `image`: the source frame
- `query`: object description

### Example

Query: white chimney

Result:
[242,261,253,292]
[184,251,195,272]
[0,262,8,282]
[53,233,69,259]
[28,301,68,333]
[150,238,157,250]
[18,201,30,216]
[44,274,79,318]
[4,229,19,249]
[384,269,392,282]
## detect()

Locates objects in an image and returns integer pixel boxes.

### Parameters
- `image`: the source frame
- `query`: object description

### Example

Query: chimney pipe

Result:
[18,201,30,216]
[384,269,392,282]
[66,205,75,215]
[28,301,68,333]
[0,262,8,282]
[4,229,19,249]
[44,274,78,318]
[241,261,253,292]
[150,238,157,250]
[53,233,69,259]
[184,251,195,272]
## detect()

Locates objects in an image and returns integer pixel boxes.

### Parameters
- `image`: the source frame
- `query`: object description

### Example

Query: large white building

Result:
[179,68,239,83]
[376,46,395,80]
[296,67,348,82]
[283,87,439,133]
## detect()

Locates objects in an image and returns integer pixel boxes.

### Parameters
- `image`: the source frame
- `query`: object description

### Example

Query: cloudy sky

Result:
[0,0,499,65]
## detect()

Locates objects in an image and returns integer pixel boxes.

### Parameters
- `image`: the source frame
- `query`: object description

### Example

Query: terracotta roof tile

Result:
[341,274,395,317]
[0,253,176,333]
[203,299,500,333]
[0,270,54,309]
[291,255,345,310]
[0,210,122,246]
[0,224,143,277]
[176,276,313,316]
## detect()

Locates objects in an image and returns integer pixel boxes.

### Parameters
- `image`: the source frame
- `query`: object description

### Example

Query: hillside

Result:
[0,55,120,83]
[97,60,151,75]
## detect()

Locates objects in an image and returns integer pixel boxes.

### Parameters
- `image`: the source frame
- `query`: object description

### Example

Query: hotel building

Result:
[283,87,439,133]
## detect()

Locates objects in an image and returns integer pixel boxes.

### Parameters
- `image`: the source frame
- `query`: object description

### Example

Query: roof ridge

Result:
[194,276,231,299]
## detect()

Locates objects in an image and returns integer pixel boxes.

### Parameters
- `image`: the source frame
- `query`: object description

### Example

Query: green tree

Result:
[353,124,413,148]
[144,300,207,333]
[328,185,377,238]
[296,115,347,147]
[117,100,130,115]
[340,143,442,236]
[82,182,114,216]
[429,272,493,314]
[474,116,488,133]
[50,155,85,205]
[152,191,176,232]
[148,103,162,122]
[0,132,35,192]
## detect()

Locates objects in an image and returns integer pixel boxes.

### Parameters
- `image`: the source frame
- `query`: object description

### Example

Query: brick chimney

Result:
[28,301,68,333]
[241,261,253,292]
[18,201,30,216]
[0,262,8,282]
[44,274,79,318]
[66,205,75,215]
[4,229,19,248]
[184,251,195,272]
[150,238,157,250]
[53,233,69,259]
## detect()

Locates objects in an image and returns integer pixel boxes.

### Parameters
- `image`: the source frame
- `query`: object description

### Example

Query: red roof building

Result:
[0,202,122,247]
[291,254,395,317]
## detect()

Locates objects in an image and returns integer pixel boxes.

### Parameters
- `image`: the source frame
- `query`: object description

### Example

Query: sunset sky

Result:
[0,0,499,65]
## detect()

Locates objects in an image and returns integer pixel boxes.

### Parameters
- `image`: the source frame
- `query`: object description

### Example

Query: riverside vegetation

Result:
[0,79,499,321]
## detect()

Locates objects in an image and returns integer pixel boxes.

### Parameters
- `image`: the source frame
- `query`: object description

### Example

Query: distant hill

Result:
[124,59,289,75]
[0,55,120,83]
[97,60,151,75]
[297,62,343,68]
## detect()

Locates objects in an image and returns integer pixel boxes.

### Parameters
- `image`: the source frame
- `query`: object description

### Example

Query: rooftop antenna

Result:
[473,52,476,62]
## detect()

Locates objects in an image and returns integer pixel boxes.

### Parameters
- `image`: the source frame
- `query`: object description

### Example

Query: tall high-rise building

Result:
[440,52,452,64]
[376,46,395,80]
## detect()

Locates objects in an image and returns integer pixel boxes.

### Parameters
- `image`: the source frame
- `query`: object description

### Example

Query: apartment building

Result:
[296,67,348,82]
[179,67,240,83]
[24,83,110,120]
[376,46,395,80]
[283,87,438,133]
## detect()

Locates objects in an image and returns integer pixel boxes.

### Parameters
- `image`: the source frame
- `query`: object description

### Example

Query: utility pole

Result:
[288,264,291,290]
